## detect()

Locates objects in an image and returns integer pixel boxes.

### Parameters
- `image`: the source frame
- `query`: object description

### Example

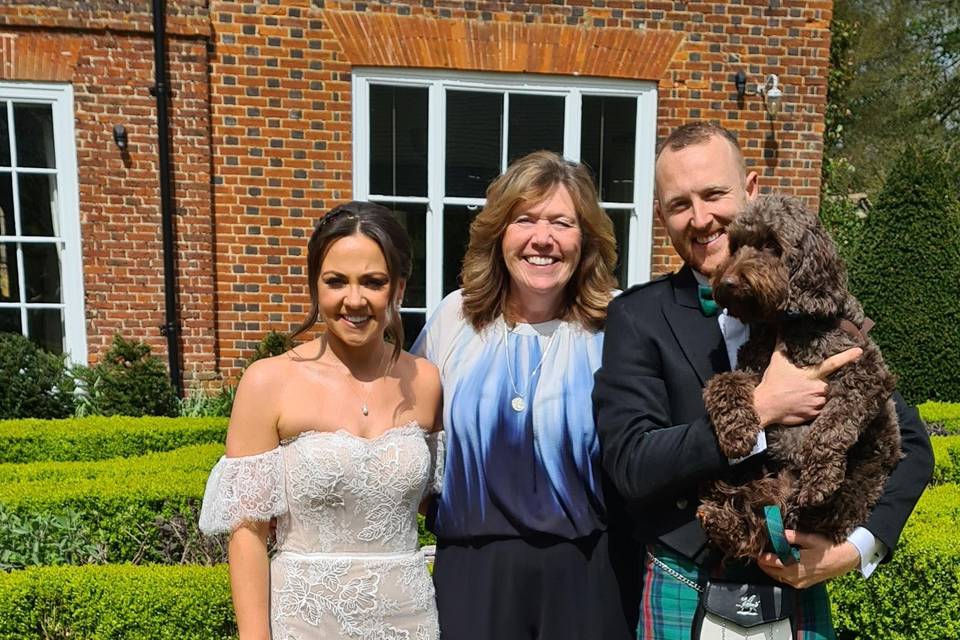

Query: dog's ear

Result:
[782,215,849,317]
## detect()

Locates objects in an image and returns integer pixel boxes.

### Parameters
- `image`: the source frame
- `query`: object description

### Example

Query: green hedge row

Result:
[0,444,224,566]
[0,564,235,640]
[919,401,960,434]
[0,486,954,639]
[829,483,960,640]
[930,435,960,484]
[0,416,227,463]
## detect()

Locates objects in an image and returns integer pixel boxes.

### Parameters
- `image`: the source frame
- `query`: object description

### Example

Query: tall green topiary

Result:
[847,146,960,403]
[75,335,179,417]
[0,333,76,419]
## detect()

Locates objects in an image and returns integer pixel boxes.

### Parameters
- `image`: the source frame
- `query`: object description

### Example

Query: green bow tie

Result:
[698,285,719,317]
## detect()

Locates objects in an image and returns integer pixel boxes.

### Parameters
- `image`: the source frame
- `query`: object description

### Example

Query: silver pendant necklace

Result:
[502,319,558,413]
[343,347,388,417]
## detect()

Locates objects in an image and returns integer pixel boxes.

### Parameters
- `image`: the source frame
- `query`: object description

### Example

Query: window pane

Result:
[0,173,13,236]
[606,209,631,290]
[369,85,428,197]
[607,209,631,290]
[402,311,426,351]
[23,243,60,303]
[14,103,56,169]
[581,96,637,203]
[507,93,564,165]
[446,90,502,198]
[19,174,58,237]
[379,201,427,309]
[443,205,478,296]
[0,243,19,302]
[0,309,21,335]
[0,102,9,167]
[27,308,63,354]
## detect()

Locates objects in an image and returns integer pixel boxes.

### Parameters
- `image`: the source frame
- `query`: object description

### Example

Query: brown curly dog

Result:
[698,194,901,562]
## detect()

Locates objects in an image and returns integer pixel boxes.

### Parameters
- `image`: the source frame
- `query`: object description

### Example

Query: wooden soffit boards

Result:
[0,33,83,83]
[324,12,682,81]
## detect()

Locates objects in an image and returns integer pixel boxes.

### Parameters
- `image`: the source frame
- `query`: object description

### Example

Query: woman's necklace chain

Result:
[342,347,388,417]
[502,319,558,413]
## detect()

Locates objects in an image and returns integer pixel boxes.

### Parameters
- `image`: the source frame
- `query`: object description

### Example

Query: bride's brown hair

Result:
[291,201,413,364]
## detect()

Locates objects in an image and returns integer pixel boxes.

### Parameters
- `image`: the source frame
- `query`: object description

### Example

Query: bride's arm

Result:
[224,359,283,640]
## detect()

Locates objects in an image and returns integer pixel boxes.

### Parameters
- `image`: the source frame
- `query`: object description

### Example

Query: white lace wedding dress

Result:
[199,422,444,639]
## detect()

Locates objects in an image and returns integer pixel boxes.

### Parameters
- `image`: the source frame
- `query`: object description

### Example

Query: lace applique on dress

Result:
[198,447,287,534]
[200,424,441,639]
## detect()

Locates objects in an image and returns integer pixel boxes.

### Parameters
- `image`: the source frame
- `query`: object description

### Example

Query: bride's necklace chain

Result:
[340,346,389,417]
[502,319,558,413]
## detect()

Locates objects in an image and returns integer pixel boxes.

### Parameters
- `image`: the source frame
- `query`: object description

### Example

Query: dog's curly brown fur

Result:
[697,194,902,561]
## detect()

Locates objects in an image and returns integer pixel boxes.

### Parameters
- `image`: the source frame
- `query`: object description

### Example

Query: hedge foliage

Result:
[919,401,960,434]
[829,484,960,640]
[930,435,960,484]
[0,333,75,420]
[847,146,960,404]
[0,444,225,565]
[0,416,227,463]
[0,564,235,640]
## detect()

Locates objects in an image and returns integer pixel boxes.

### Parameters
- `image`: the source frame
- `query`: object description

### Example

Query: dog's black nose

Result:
[715,276,739,296]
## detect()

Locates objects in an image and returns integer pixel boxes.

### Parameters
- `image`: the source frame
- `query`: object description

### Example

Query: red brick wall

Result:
[4,0,833,383]
[0,8,217,386]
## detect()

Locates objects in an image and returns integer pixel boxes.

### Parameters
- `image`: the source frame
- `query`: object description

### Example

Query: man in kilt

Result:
[593,122,934,639]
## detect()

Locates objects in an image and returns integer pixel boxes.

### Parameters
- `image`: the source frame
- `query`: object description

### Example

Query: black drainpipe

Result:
[150,0,183,396]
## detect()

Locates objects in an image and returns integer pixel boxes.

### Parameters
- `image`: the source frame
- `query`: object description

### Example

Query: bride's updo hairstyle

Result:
[291,201,413,363]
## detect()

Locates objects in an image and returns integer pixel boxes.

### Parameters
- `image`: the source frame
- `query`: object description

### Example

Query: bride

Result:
[199,201,443,639]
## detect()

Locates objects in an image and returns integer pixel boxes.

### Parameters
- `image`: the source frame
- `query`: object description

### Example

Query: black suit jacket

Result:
[593,265,934,563]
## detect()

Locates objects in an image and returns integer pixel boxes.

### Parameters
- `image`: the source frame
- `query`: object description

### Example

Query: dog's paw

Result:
[704,372,762,458]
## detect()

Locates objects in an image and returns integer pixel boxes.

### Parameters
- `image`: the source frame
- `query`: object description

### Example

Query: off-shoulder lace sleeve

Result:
[425,431,445,496]
[198,447,287,535]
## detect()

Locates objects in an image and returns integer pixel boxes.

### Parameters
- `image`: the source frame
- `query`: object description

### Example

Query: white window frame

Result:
[351,68,657,317]
[0,82,86,363]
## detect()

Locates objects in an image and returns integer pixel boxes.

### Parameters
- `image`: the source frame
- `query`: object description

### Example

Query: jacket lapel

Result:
[662,265,731,386]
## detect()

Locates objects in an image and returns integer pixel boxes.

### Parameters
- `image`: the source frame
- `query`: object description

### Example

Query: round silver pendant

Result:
[511,396,526,412]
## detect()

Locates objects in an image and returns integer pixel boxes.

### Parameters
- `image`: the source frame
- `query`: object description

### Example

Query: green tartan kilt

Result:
[638,545,835,640]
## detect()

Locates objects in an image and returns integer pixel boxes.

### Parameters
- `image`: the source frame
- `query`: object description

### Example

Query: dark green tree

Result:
[847,146,960,403]
[0,332,76,419]
[75,335,179,417]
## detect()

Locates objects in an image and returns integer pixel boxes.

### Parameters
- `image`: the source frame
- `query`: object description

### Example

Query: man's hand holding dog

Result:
[757,530,861,588]
[753,346,863,427]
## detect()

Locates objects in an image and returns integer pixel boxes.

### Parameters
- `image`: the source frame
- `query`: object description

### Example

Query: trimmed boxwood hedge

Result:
[930,435,960,484]
[0,564,235,639]
[0,416,227,463]
[0,444,224,565]
[919,402,960,434]
[829,483,960,640]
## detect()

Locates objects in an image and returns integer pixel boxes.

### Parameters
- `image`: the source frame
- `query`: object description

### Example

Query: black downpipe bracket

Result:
[150,0,184,396]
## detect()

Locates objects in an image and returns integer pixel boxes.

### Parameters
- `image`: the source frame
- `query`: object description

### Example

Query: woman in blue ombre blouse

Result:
[414,151,636,640]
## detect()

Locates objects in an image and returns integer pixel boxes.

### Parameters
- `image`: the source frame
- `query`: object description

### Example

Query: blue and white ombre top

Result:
[413,290,608,540]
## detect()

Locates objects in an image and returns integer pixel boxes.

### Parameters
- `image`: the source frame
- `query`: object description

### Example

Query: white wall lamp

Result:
[734,71,786,118]
[758,74,783,117]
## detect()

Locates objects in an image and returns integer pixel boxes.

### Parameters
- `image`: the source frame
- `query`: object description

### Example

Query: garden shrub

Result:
[0,333,75,420]
[179,383,236,418]
[829,484,960,640]
[0,444,226,565]
[847,146,960,404]
[819,193,864,265]
[75,335,179,417]
[929,435,960,484]
[919,401,960,434]
[0,506,103,570]
[0,564,235,640]
[247,330,293,367]
[0,416,227,463]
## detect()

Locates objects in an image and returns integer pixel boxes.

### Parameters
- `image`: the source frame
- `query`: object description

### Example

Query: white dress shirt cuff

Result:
[847,527,888,578]
[729,430,767,465]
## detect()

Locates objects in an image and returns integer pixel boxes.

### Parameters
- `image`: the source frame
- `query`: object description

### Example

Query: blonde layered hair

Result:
[460,151,617,332]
